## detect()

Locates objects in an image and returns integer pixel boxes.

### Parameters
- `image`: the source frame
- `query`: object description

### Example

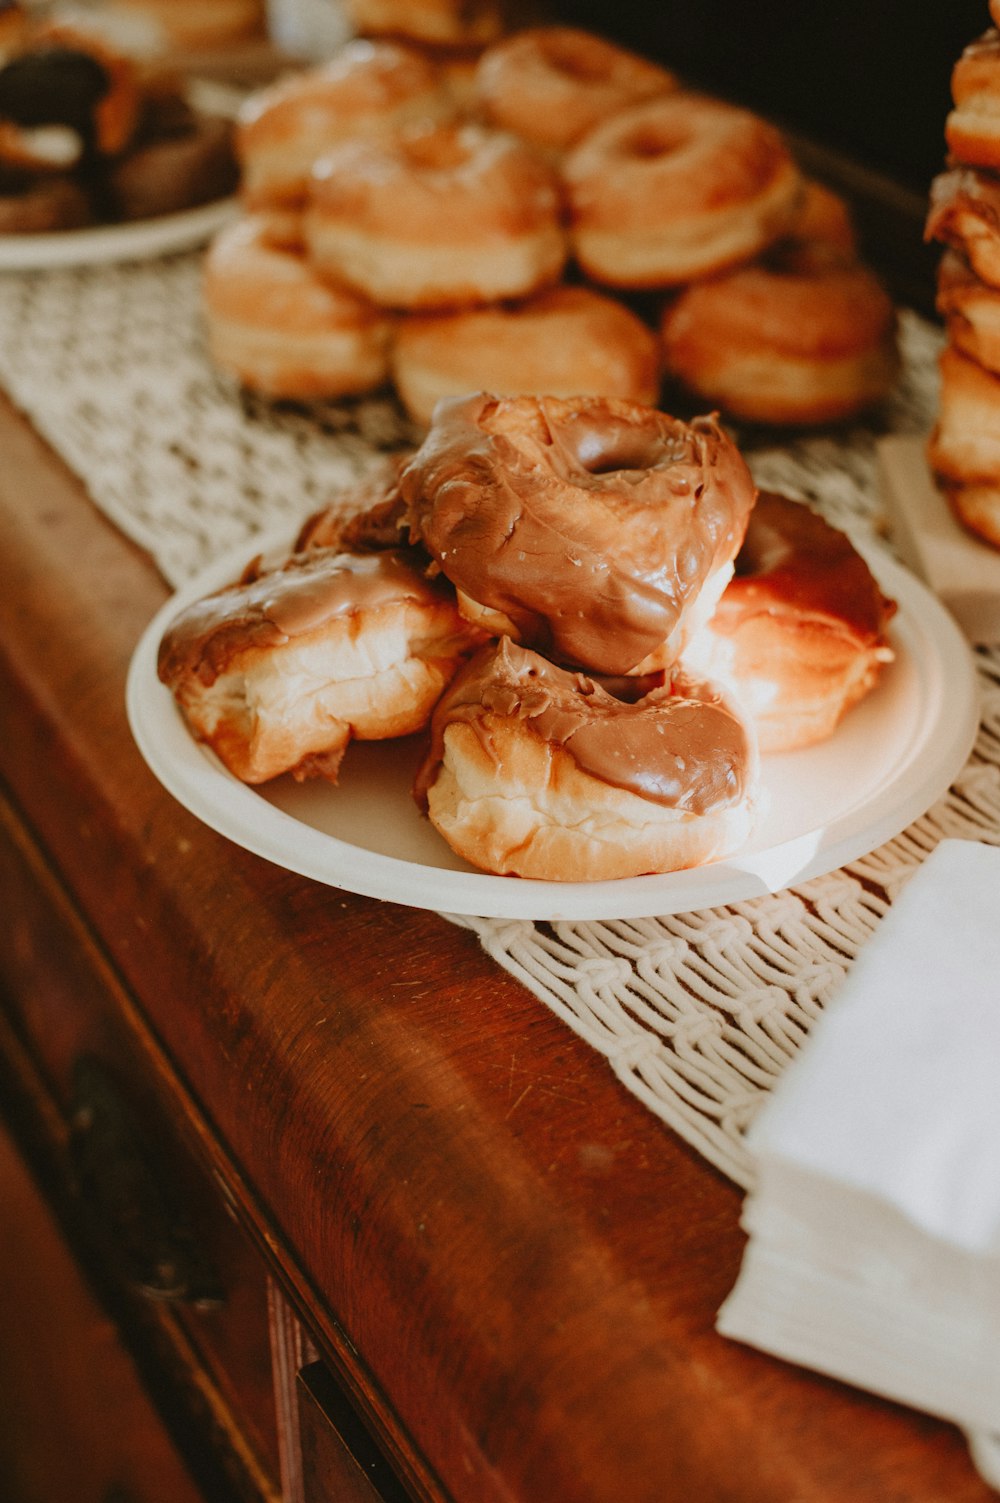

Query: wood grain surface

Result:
[0,367,990,1503]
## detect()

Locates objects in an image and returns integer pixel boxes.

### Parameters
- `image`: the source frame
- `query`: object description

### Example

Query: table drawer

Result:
[0,788,282,1502]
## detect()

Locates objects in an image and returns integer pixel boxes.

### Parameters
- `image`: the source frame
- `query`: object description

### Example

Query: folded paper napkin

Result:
[717,838,1000,1488]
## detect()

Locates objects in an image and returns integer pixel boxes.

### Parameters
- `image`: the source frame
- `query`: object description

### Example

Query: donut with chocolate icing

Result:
[472,26,676,157]
[659,240,899,426]
[0,167,92,231]
[413,635,757,880]
[399,392,757,676]
[202,216,393,400]
[682,491,896,751]
[157,543,484,785]
[109,100,238,221]
[391,284,661,425]
[304,119,566,310]
[562,92,803,289]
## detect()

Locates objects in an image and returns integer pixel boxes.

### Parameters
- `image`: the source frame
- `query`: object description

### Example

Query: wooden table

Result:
[0,341,993,1501]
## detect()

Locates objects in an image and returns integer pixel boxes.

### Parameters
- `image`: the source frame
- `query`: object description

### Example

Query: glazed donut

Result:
[472,26,676,157]
[399,392,757,676]
[391,284,661,425]
[109,105,238,221]
[202,216,393,400]
[341,0,504,50]
[413,635,757,881]
[946,30,1000,170]
[682,491,896,752]
[562,92,803,288]
[304,119,566,310]
[659,241,899,426]
[157,543,484,785]
[235,40,448,239]
[936,249,1000,372]
[927,344,1000,547]
[926,167,1000,289]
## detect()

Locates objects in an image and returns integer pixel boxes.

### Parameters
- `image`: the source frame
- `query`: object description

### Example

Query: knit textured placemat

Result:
[2,249,996,1188]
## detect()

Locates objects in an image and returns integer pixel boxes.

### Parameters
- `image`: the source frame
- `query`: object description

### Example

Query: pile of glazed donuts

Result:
[926,0,1000,549]
[200,2,900,428]
[157,393,897,883]
[0,8,238,234]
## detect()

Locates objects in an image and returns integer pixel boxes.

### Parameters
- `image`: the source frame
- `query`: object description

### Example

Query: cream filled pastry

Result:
[157,545,483,784]
[413,636,758,881]
[399,392,757,676]
[682,491,896,751]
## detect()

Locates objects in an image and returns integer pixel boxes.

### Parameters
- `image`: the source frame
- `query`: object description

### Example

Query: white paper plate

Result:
[126,533,981,921]
[0,82,242,271]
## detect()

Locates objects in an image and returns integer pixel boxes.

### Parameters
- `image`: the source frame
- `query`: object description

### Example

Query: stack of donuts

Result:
[0,9,239,233]
[157,391,897,883]
[200,10,900,428]
[926,0,1000,548]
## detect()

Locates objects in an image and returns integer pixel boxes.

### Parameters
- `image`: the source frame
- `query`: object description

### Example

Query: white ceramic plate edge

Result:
[125,533,981,921]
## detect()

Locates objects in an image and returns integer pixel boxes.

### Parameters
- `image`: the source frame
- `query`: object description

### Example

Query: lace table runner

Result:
[2,250,998,1189]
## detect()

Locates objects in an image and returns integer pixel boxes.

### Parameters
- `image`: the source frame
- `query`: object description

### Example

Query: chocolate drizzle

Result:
[158,546,449,688]
[415,636,750,816]
[400,392,756,674]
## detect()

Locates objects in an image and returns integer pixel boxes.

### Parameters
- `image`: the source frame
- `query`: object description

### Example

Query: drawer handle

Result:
[70,1055,224,1310]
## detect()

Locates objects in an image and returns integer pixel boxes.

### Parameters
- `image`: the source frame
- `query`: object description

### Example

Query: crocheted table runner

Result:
[2,249,997,1189]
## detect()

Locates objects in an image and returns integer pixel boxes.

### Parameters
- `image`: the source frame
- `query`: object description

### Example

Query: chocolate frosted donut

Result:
[683,491,896,751]
[157,544,483,785]
[399,392,756,675]
[414,635,757,880]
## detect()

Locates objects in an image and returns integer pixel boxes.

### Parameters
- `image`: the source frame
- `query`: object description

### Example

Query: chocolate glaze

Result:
[400,393,756,676]
[158,546,451,688]
[0,47,109,152]
[716,490,896,640]
[414,636,750,816]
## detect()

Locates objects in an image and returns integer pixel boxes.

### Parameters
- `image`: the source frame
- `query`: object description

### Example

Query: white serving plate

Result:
[126,532,981,921]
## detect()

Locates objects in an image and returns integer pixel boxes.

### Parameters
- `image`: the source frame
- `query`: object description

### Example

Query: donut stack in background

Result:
[200,8,901,430]
[926,0,1000,548]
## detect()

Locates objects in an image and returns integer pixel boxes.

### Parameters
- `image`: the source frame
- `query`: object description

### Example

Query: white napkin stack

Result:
[717,838,1000,1487]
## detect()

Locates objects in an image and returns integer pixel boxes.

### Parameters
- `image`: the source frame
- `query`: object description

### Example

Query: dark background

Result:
[549,0,990,193]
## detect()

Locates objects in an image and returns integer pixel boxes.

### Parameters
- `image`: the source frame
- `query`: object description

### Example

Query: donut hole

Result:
[617,122,687,162]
